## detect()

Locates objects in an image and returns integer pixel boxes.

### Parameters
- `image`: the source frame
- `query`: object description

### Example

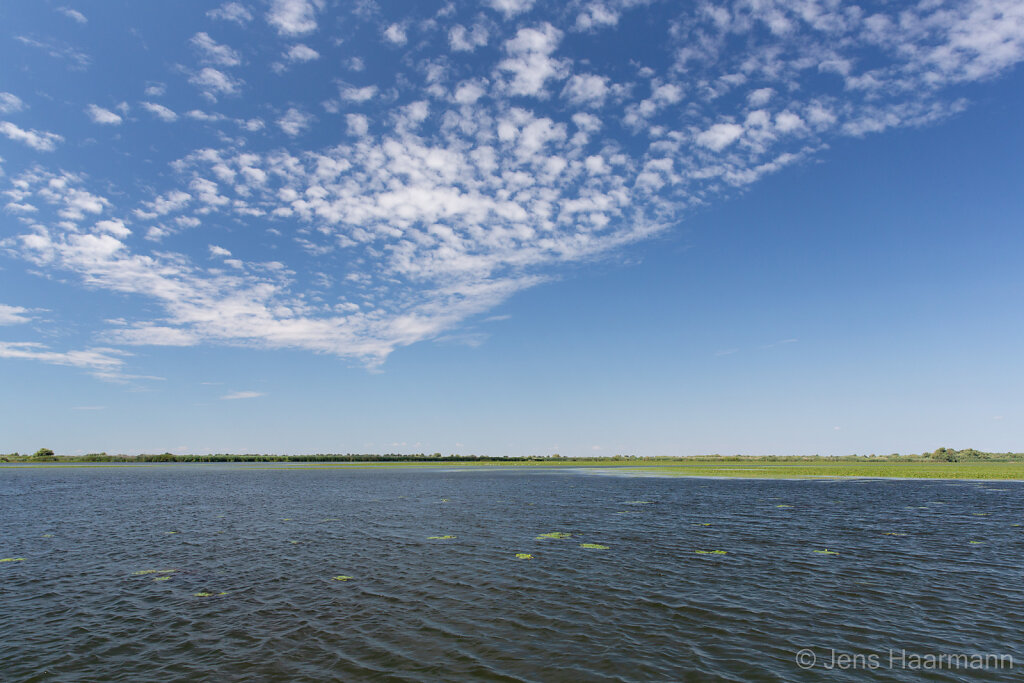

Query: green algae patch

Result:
[515,553,534,560]
[694,550,728,555]
[580,543,609,550]
[332,575,353,581]
[194,592,214,597]
[536,532,571,540]
[1,558,25,563]
[694,523,711,527]
[165,531,179,535]
[427,535,456,540]
[812,549,840,555]
[775,505,794,508]
[969,541,984,545]
[132,569,160,575]
[153,576,172,582]
[42,534,54,538]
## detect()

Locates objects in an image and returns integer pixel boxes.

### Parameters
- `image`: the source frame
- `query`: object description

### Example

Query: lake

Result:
[1,465,1021,681]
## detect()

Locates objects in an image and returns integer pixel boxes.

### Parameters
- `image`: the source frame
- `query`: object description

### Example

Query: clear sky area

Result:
[1,1,1022,456]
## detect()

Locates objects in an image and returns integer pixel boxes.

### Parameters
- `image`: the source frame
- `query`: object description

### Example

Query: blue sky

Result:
[1,0,1023,456]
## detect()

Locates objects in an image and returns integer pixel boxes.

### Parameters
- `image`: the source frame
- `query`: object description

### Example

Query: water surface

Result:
[1,465,1021,681]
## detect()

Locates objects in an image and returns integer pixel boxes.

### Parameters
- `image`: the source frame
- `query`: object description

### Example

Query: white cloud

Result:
[190,32,241,67]
[141,102,178,122]
[496,23,569,97]
[95,219,131,238]
[748,88,774,107]
[286,44,320,62]
[144,82,166,97]
[383,23,408,46]
[277,108,313,136]
[0,93,24,114]
[340,85,378,102]
[574,3,619,32]
[0,341,143,382]
[267,0,322,36]
[0,304,33,325]
[561,74,609,106]
[453,80,487,104]
[346,113,369,136]
[490,0,535,19]
[221,391,265,400]
[86,104,122,125]
[696,122,744,151]
[0,121,62,151]
[57,7,87,23]
[449,24,489,51]
[208,2,253,24]
[189,68,242,101]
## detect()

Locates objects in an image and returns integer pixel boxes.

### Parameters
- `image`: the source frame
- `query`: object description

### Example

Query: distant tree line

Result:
[1,447,1022,463]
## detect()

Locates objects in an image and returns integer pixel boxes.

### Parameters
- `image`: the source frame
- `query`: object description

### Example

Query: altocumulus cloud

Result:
[2,0,1024,378]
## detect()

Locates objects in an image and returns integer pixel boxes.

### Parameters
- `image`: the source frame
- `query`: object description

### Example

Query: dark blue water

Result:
[1,465,1021,681]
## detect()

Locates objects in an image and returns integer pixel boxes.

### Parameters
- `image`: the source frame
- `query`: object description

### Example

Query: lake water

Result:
[1,465,1022,681]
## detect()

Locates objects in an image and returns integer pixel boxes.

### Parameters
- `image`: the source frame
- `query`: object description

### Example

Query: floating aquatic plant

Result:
[580,543,609,550]
[427,535,456,540]
[165,531,179,535]
[775,505,794,508]
[440,499,449,503]
[42,534,54,538]
[694,523,711,527]
[969,541,984,545]
[132,569,159,575]
[332,575,353,581]
[194,592,214,597]
[515,553,533,560]
[1,558,25,563]
[694,550,727,555]
[153,576,171,581]
[812,549,839,555]
[535,532,571,540]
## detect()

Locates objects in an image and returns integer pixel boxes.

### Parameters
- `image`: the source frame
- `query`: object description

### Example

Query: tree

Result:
[32,448,55,460]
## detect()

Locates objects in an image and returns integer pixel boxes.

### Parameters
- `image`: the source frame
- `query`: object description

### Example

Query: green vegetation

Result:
[694,550,728,555]
[3,447,1024,479]
[579,543,610,550]
[515,553,533,560]
[332,576,353,581]
[427,535,456,540]
[536,532,572,540]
